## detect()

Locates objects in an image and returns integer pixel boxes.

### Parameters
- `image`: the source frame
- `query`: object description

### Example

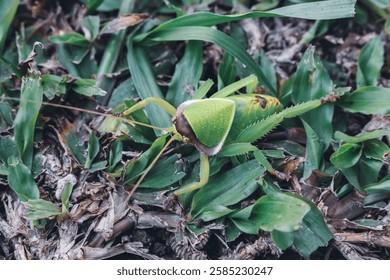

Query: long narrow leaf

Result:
[166,41,203,107]
[7,156,39,202]
[291,47,334,151]
[14,74,43,168]
[97,0,134,92]
[126,40,172,132]
[140,26,276,95]
[191,160,265,217]
[134,0,356,42]
[339,86,390,115]
[356,36,384,88]
[0,0,19,53]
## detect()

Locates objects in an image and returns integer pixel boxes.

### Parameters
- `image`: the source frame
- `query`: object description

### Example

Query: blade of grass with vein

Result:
[356,35,384,88]
[291,47,333,177]
[139,26,276,95]
[0,0,19,54]
[165,40,203,107]
[134,0,356,42]
[7,155,39,202]
[126,40,172,132]
[97,0,134,95]
[218,52,236,89]
[14,74,43,169]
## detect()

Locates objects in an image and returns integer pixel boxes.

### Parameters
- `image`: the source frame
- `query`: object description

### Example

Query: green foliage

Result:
[65,128,87,165]
[334,130,390,143]
[339,86,390,115]
[14,75,43,169]
[165,41,203,107]
[0,136,17,165]
[330,143,362,168]
[140,155,186,189]
[126,41,172,131]
[85,132,100,169]
[218,52,237,89]
[135,0,355,39]
[0,0,19,53]
[301,20,330,44]
[26,199,62,220]
[7,156,39,202]
[250,193,311,232]
[87,0,104,13]
[72,79,106,97]
[217,143,257,158]
[50,33,90,47]
[331,134,389,191]
[357,36,384,88]
[140,26,277,95]
[191,160,265,219]
[364,177,390,205]
[107,140,123,172]
[41,74,67,99]
[123,135,168,184]
[61,183,74,214]
[272,199,333,258]
[292,47,334,177]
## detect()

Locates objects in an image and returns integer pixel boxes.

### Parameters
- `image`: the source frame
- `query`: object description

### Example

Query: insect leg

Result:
[174,152,209,196]
[122,97,177,116]
[211,75,258,98]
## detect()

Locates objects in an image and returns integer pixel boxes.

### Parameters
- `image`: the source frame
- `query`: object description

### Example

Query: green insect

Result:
[122,75,337,197]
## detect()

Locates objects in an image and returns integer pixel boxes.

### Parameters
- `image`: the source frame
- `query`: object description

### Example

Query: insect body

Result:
[173,95,282,156]
[122,75,337,196]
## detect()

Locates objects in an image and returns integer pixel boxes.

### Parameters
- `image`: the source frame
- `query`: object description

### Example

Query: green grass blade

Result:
[218,52,236,89]
[301,119,324,177]
[139,155,186,189]
[0,136,17,164]
[269,0,356,20]
[272,197,333,257]
[192,79,214,100]
[165,41,203,107]
[126,39,172,132]
[61,183,74,213]
[330,143,362,169]
[0,0,19,53]
[0,55,22,78]
[339,86,390,115]
[291,47,334,150]
[26,199,61,220]
[191,160,265,217]
[356,36,384,88]
[14,74,43,169]
[252,193,311,232]
[140,26,276,95]
[7,155,39,202]
[290,47,334,177]
[85,131,99,169]
[87,0,104,13]
[97,0,134,93]
[334,130,390,144]
[134,0,356,42]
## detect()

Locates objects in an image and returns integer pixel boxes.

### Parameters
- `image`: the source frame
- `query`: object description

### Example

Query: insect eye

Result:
[173,112,197,145]
[258,96,268,109]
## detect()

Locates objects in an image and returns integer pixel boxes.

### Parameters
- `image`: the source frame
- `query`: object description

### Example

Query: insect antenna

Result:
[125,134,179,203]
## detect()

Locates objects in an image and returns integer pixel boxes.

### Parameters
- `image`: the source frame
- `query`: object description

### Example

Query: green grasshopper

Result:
[121,75,338,197]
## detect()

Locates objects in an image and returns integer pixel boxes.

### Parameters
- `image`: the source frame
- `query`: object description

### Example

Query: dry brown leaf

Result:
[99,13,148,35]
